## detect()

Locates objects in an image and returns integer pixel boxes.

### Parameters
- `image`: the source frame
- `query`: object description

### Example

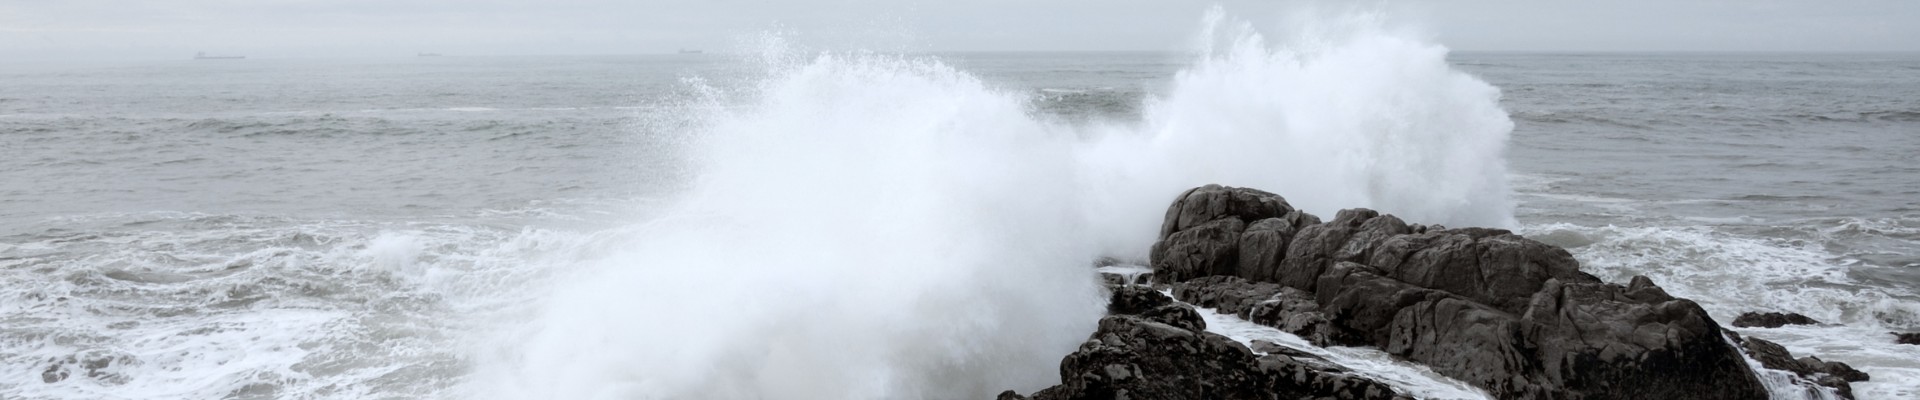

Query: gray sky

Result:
[3,0,1917,60]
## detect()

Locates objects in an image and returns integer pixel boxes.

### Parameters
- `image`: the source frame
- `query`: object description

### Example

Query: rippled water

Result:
[3,51,1917,399]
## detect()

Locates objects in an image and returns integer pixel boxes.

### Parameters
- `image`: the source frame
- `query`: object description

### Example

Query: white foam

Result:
[1525,222,1920,399]
[1191,304,1491,400]
[361,231,424,276]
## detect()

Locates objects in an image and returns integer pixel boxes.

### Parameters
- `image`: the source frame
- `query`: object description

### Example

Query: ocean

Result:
[3,29,1918,400]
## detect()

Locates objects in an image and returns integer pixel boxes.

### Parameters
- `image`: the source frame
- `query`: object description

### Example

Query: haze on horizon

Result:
[3,0,1918,61]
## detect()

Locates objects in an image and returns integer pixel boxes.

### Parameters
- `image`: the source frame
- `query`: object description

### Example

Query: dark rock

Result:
[1171,275,1356,346]
[1027,185,1785,400]
[1520,278,1767,400]
[1170,275,1284,316]
[1156,184,1297,240]
[1892,332,1919,345]
[1106,285,1205,332]
[1106,286,1173,316]
[1009,312,1406,400]
[1366,228,1593,314]
[1273,209,1382,291]
[1138,303,1207,332]
[1800,356,1870,383]
[1150,217,1245,283]
[1732,311,1822,328]
[1234,217,1298,283]
[1739,336,1868,398]
[1310,255,1767,399]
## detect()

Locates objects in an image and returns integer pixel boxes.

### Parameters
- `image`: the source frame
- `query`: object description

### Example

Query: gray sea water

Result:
[3,51,1917,399]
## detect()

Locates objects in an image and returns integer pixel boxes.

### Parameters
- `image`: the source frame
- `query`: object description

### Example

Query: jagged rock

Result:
[1107,286,1173,315]
[1010,310,1406,400]
[1252,343,1408,400]
[1897,332,1920,345]
[1732,311,1821,328]
[1170,275,1283,316]
[1084,186,1789,400]
[1170,275,1356,346]
[1105,285,1204,332]
[1739,336,1868,398]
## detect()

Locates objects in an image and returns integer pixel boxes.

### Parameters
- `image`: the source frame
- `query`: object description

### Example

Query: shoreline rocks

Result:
[1007,185,1872,400]
[1732,311,1822,328]
[999,287,1408,400]
[1149,185,1768,399]
[1894,332,1920,345]
[1734,334,1869,398]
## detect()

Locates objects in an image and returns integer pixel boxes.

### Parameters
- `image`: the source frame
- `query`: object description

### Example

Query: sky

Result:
[2,0,1918,60]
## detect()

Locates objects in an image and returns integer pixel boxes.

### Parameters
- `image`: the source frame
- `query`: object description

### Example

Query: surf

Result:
[468,5,1519,399]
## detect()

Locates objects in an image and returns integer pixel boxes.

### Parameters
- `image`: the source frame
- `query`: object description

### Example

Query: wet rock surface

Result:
[1736,334,1869,398]
[1009,185,1872,400]
[1732,311,1822,328]
[1893,332,1920,345]
[1142,185,1787,399]
[1000,287,1408,400]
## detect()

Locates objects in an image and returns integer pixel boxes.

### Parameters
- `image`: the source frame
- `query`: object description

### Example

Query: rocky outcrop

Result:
[1892,332,1919,345]
[1736,335,1869,398]
[1142,185,1777,400]
[1149,185,1309,284]
[1732,311,1822,328]
[1000,287,1407,400]
[1171,275,1356,347]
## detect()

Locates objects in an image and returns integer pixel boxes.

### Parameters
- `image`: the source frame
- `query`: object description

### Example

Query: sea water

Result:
[4,9,1917,400]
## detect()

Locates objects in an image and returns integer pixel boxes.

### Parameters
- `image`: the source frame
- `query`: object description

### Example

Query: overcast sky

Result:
[3,0,1917,60]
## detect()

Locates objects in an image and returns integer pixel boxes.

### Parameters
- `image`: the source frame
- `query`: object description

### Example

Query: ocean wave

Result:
[1522,223,1919,328]
[0,212,597,399]
[469,6,1520,399]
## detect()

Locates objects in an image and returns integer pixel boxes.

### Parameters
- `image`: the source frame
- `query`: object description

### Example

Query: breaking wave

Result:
[471,6,1518,399]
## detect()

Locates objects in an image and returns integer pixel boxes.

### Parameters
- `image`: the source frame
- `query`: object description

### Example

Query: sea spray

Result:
[1078,6,1515,258]
[473,6,1519,399]
[468,53,1108,399]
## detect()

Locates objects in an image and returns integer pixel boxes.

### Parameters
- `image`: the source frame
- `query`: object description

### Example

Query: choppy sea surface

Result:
[3,49,1917,399]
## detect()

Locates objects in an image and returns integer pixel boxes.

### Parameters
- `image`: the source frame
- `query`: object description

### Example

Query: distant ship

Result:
[194,52,244,60]
[417,52,443,57]
[678,48,703,54]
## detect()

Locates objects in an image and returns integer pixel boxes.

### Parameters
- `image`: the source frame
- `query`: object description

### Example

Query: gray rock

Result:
[1366,228,1592,314]
[1107,285,1174,316]
[1009,311,1406,400]
[1897,332,1920,345]
[1234,217,1297,283]
[1519,277,1767,400]
[1274,209,1383,291]
[1739,336,1868,398]
[1170,275,1355,346]
[1150,217,1245,283]
[1031,185,1788,400]
[1156,184,1297,240]
[1731,311,1821,328]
